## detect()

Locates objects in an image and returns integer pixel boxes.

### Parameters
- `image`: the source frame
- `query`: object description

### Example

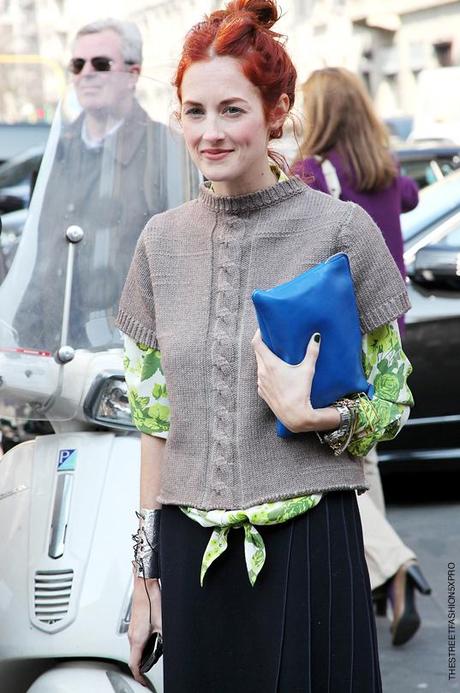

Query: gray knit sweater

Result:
[117,178,410,510]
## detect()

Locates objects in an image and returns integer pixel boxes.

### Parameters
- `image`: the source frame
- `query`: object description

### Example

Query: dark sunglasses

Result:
[68,56,135,75]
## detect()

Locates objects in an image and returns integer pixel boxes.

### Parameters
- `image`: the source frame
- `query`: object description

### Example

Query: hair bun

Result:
[224,0,279,29]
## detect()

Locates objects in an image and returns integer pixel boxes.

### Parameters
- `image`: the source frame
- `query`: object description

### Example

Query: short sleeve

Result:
[116,228,158,349]
[338,203,411,334]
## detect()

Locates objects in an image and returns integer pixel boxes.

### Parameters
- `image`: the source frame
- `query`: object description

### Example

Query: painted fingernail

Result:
[314,333,321,343]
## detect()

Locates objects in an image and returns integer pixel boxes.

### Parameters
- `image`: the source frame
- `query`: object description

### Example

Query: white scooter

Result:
[0,72,199,692]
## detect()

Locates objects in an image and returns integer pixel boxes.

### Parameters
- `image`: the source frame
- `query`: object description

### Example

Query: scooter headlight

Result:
[84,373,135,430]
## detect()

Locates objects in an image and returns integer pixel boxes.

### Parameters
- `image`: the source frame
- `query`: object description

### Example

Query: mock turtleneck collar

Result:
[198,176,307,215]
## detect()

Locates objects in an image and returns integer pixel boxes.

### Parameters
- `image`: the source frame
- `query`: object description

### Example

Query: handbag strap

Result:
[315,156,342,199]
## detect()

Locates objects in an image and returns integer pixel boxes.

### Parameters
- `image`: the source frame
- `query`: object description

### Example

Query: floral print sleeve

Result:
[347,320,414,457]
[123,336,170,438]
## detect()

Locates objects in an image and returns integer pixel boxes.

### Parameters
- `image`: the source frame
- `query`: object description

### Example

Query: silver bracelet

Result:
[317,399,358,456]
[132,508,161,579]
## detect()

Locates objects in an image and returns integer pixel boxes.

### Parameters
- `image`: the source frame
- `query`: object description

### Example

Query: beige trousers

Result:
[357,447,416,590]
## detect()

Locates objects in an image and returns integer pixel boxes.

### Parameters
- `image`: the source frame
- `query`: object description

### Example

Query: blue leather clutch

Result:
[251,252,374,438]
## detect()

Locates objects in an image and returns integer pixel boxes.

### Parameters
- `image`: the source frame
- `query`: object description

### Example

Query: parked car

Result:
[0,144,44,213]
[0,122,49,164]
[395,142,460,189]
[379,170,460,472]
[0,144,45,280]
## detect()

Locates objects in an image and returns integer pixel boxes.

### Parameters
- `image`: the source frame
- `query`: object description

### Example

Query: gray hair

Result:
[75,18,143,66]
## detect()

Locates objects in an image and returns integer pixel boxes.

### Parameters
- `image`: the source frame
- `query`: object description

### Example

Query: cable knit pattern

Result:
[208,224,239,504]
[117,179,411,510]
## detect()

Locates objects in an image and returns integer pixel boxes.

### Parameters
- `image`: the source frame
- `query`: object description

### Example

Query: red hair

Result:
[174,0,296,141]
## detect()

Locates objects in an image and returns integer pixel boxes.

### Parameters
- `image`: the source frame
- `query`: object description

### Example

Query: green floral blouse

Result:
[123,320,413,585]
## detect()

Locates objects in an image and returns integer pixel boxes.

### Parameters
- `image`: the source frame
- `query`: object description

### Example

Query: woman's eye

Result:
[184,107,204,117]
[223,106,243,116]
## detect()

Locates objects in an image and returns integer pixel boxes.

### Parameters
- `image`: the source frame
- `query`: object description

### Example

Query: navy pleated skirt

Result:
[160,491,382,693]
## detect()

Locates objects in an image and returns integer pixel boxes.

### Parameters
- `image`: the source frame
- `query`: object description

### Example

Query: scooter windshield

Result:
[0,72,199,420]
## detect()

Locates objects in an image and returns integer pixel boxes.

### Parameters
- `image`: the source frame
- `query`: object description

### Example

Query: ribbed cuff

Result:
[360,292,411,334]
[116,309,159,349]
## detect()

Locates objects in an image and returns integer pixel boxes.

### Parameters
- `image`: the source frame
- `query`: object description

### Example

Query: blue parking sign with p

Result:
[57,449,77,472]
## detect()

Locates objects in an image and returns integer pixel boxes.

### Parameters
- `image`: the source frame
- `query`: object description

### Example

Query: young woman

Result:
[294,67,418,298]
[294,66,431,647]
[117,2,413,690]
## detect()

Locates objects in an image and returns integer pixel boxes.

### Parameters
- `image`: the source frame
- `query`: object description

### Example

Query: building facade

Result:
[302,0,460,116]
[0,0,459,122]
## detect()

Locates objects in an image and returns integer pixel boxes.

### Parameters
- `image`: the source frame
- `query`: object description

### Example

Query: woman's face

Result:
[180,55,276,196]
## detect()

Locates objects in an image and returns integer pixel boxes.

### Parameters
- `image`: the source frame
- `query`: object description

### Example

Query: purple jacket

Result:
[293,150,419,282]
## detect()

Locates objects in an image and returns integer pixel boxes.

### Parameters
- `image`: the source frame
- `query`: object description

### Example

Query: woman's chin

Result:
[202,164,237,182]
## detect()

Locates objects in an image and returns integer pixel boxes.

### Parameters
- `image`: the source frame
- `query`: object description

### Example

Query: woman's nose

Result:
[202,117,225,142]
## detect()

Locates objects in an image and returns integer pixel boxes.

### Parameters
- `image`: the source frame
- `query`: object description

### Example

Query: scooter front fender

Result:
[27,660,157,692]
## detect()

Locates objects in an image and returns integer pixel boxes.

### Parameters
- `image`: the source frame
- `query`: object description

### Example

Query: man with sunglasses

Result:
[68,19,142,145]
[15,19,176,351]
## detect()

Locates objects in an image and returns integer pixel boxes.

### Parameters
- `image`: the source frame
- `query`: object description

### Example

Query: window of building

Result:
[433,40,453,68]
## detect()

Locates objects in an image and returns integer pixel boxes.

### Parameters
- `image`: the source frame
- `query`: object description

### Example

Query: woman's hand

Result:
[128,575,162,686]
[252,330,340,433]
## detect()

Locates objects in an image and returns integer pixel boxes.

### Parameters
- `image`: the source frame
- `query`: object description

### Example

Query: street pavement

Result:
[377,477,460,693]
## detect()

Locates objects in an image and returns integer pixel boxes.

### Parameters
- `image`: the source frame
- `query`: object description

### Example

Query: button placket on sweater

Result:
[206,217,245,505]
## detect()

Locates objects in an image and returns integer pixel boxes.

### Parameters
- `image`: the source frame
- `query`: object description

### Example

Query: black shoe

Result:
[406,562,432,595]
[388,561,431,646]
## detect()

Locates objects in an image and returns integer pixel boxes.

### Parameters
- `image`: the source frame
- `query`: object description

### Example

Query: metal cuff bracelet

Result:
[132,508,161,579]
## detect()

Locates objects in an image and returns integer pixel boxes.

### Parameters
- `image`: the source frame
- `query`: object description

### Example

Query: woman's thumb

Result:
[304,332,321,366]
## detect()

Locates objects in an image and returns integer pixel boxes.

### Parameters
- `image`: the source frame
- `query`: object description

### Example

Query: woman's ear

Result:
[269,93,290,133]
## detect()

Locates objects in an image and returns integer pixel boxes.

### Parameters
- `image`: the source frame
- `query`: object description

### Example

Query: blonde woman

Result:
[294,67,418,300]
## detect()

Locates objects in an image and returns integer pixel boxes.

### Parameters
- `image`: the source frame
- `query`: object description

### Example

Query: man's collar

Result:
[64,100,150,166]
[81,117,124,149]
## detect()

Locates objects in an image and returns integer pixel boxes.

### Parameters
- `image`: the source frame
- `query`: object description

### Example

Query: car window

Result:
[437,157,460,177]
[400,160,438,189]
